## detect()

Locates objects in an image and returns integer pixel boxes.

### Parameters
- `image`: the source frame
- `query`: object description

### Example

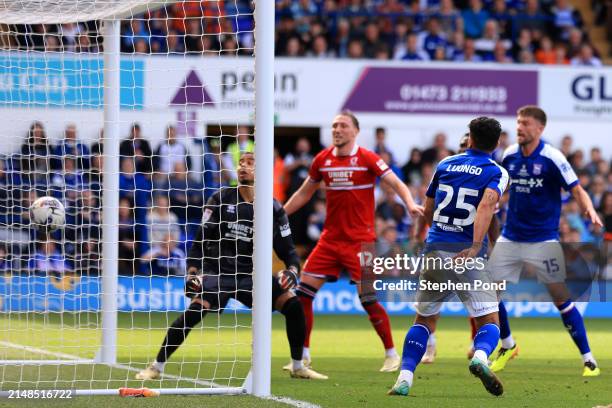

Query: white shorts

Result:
[414,250,499,318]
[487,236,567,284]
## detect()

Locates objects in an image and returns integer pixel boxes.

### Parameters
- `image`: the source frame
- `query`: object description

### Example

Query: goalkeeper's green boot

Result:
[489,344,519,372]
[469,358,504,396]
[387,379,410,396]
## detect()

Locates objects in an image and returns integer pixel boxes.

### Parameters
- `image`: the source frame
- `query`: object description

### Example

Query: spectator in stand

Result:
[118,157,152,237]
[400,32,430,60]
[19,121,52,182]
[390,18,411,59]
[347,38,365,58]
[120,123,153,175]
[380,151,402,179]
[147,194,180,247]
[307,35,334,58]
[535,35,556,63]
[560,134,573,157]
[273,148,287,203]
[373,127,394,162]
[332,18,351,58]
[50,156,86,205]
[362,21,386,59]
[420,17,447,59]
[226,125,254,173]
[153,125,191,180]
[160,162,204,236]
[201,137,231,200]
[0,243,14,275]
[550,0,583,41]
[488,0,512,38]
[55,123,90,171]
[475,19,510,59]
[141,232,186,276]
[306,199,326,242]
[589,175,606,210]
[585,148,603,175]
[568,149,585,171]
[554,43,570,64]
[571,44,602,66]
[118,197,137,275]
[492,130,510,162]
[28,240,71,276]
[421,132,455,165]
[462,0,489,38]
[492,39,513,62]
[512,28,534,61]
[458,37,482,61]
[515,0,549,35]
[285,36,303,57]
[518,48,536,63]
[284,137,316,246]
[0,157,22,228]
[376,187,400,221]
[433,0,463,37]
[402,148,423,185]
[566,27,584,59]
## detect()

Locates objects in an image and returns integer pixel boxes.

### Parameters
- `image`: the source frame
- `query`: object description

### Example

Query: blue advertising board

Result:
[0,275,610,318]
[0,52,144,109]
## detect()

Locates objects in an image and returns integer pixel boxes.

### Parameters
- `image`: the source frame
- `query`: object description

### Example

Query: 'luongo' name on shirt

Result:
[446,164,483,175]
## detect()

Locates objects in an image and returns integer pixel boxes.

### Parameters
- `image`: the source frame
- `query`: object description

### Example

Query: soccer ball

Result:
[30,196,66,232]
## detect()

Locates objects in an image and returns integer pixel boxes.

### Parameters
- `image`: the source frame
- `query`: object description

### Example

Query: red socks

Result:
[363,302,394,349]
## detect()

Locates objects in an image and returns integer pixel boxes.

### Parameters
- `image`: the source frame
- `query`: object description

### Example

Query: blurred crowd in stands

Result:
[0,119,609,278]
[3,0,610,65]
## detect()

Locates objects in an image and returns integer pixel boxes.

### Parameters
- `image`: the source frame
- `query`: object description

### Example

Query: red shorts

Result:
[302,239,373,283]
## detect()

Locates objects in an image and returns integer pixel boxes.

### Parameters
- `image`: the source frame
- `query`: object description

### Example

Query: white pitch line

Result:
[0,341,320,407]
[265,395,323,408]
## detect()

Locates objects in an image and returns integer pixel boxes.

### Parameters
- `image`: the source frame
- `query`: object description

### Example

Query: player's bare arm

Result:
[456,188,499,259]
[570,184,603,227]
[284,176,320,216]
[380,172,424,218]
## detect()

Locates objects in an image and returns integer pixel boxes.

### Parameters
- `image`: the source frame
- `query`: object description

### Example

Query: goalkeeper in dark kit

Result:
[136,152,327,380]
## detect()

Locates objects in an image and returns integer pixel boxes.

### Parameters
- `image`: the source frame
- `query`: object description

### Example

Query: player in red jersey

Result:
[283,111,424,372]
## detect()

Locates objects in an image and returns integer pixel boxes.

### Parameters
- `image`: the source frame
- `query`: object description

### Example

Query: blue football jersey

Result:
[501,141,578,242]
[426,149,509,244]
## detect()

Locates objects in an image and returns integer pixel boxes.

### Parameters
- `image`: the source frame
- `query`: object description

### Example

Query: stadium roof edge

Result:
[0,0,168,24]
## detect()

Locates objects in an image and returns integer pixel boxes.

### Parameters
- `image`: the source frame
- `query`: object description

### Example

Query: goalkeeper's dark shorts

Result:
[198,274,286,312]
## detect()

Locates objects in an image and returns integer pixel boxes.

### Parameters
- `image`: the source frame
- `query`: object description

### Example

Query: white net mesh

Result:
[0,0,257,394]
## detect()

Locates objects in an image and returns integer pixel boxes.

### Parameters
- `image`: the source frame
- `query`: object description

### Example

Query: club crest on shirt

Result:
[350,157,359,166]
[324,159,332,166]
[533,163,542,175]
[227,205,236,214]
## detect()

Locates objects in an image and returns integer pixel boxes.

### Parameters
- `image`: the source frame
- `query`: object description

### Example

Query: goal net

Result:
[0,0,273,396]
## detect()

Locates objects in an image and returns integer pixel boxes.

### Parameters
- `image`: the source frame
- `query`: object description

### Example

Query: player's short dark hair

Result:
[240,151,255,160]
[339,110,360,130]
[468,117,501,152]
[517,105,547,126]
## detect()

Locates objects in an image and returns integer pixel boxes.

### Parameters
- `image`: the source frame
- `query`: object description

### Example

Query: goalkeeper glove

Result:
[277,266,299,290]
[184,275,203,299]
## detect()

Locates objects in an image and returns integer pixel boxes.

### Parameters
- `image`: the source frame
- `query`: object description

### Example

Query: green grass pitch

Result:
[1,312,611,407]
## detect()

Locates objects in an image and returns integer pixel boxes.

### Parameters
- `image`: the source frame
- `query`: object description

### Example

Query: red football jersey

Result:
[308,144,391,242]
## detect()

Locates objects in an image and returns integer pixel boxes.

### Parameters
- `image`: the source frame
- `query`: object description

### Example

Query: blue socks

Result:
[400,324,430,372]
[473,323,500,359]
[557,300,591,355]
[498,301,511,339]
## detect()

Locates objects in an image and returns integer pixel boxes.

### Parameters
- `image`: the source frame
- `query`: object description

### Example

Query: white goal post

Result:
[0,0,274,397]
